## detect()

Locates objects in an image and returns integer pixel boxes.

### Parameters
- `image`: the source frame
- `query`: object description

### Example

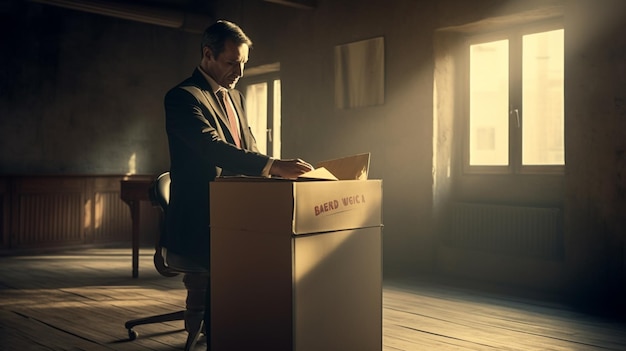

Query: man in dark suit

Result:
[164,22,312,348]
[164,20,312,268]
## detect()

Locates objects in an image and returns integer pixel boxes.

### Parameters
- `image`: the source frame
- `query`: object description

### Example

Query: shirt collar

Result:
[197,66,226,95]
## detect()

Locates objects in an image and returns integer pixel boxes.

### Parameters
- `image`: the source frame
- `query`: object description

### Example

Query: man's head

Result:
[200,20,253,89]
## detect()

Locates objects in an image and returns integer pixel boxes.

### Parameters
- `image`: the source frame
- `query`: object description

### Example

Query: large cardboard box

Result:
[210,177,382,351]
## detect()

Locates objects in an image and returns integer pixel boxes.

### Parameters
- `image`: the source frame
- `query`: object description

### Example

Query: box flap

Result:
[315,153,370,180]
[296,167,338,181]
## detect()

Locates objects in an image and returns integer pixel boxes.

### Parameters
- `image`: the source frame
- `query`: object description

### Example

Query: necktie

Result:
[218,90,241,148]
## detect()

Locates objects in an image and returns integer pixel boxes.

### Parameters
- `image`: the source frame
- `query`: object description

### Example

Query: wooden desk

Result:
[120,176,155,278]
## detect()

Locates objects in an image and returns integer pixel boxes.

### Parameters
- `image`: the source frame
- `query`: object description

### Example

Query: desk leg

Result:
[129,200,140,278]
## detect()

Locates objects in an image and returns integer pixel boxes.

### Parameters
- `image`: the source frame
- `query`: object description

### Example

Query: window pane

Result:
[469,40,509,166]
[272,80,282,158]
[522,29,564,165]
[245,83,268,154]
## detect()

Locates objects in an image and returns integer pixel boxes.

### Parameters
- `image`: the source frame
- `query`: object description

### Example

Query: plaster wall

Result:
[0,3,190,175]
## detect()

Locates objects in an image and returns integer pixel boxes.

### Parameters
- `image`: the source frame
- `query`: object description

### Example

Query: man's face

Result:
[204,39,249,89]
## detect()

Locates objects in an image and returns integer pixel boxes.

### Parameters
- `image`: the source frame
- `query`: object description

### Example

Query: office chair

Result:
[124,172,209,351]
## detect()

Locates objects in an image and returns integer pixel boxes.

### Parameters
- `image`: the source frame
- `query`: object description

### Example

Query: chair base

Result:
[125,310,185,340]
[124,309,204,350]
[124,273,208,351]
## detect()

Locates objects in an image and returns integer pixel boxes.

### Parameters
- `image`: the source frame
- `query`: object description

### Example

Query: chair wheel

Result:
[128,329,138,340]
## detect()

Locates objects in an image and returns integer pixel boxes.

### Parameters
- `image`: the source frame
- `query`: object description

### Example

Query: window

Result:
[241,71,281,158]
[466,25,564,173]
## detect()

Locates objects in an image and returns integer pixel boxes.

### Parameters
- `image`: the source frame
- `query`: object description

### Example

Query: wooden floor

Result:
[0,247,624,351]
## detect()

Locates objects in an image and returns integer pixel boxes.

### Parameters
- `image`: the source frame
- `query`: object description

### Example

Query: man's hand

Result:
[270,158,314,179]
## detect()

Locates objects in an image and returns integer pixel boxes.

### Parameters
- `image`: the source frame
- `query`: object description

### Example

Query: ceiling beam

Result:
[264,0,315,10]
[29,0,211,33]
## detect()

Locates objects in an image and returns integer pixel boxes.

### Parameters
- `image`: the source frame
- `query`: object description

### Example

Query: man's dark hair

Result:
[201,20,253,58]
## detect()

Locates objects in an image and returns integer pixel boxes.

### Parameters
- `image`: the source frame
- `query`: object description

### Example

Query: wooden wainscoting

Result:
[0,175,155,251]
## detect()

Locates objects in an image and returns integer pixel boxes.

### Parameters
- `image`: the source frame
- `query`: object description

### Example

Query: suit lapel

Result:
[186,69,250,149]
[188,69,232,136]
[204,90,231,131]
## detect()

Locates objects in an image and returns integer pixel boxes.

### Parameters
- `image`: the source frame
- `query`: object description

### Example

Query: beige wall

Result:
[563,0,626,309]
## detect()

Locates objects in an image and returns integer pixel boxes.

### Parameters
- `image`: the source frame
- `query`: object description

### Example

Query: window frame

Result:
[461,20,565,176]
[239,71,281,158]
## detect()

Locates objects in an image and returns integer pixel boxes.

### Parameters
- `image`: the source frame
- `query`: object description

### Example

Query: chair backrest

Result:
[149,172,179,277]
[150,172,171,213]
[150,171,208,274]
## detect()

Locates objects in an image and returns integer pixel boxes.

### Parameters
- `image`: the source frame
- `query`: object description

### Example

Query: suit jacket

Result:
[163,68,269,266]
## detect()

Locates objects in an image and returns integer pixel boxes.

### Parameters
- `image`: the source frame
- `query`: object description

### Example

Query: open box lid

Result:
[214,153,371,182]
[210,153,380,234]
[298,153,370,181]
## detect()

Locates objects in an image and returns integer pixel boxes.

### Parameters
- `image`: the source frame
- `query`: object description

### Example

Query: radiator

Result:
[444,202,563,259]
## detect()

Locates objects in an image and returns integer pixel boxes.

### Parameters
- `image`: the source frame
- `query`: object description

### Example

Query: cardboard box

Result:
[210,161,382,350]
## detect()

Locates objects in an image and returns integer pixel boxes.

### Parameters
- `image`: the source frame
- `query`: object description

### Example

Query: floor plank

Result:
[383,282,626,351]
[0,247,624,351]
